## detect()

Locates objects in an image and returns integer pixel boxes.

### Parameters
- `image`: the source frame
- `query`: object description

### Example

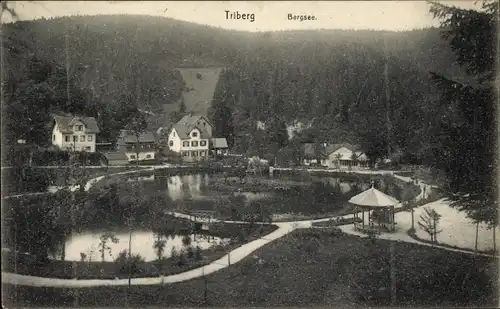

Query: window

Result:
[88,135,93,142]
[85,146,91,151]
[201,151,205,156]
[73,136,78,142]
[80,136,85,142]
[75,125,84,132]
[173,131,176,137]
[183,151,189,157]
[65,136,70,142]
[182,141,189,147]
[52,135,55,141]
[191,132,198,137]
[191,151,198,157]
[130,155,136,159]
[200,140,207,146]
[146,154,151,159]
[169,141,174,147]
[191,141,198,147]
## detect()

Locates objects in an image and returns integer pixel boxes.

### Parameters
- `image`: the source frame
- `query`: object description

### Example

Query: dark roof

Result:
[211,138,228,149]
[53,114,100,134]
[117,130,156,145]
[172,114,213,139]
[104,152,129,161]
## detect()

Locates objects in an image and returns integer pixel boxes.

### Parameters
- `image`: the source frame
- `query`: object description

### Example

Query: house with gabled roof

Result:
[167,113,228,161]
[300,142,369,169]
[301,142,328,166]
[52,114,100,152]
[116,129,157,162]
[324,143,369,169]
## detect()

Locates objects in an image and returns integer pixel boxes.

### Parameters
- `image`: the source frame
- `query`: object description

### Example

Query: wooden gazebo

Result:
[350,185,400,234]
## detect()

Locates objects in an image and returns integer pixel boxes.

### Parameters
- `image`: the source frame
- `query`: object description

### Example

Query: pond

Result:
[45,172,410,263]
[125,173,374,203]
[53,230,229,262]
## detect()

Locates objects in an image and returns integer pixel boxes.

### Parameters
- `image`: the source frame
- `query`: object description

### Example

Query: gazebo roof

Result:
[349,187,400,207]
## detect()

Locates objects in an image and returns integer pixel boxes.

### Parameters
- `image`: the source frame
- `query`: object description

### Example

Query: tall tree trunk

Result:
[474,221,479,256]
[433,218,437,243]
[69,150,80,305]
[493,226,496,254]
[390,243,397,306]
[410,208,415,231]
[65,27,71,110]
[61,28,71,266]
[383,38,392,159]
[128,139,140,290]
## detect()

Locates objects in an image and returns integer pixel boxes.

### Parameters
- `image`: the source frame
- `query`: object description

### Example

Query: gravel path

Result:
[2,167,495,288]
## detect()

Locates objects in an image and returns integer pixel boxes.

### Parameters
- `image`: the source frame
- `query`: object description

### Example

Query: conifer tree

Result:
[428,1,498,227]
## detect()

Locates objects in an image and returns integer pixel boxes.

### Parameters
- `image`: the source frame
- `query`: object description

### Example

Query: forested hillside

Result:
[3,14,466,161]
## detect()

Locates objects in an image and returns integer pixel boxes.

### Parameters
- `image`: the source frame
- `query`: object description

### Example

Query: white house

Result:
[167,114,228,161]
[116,130,156,162]
[325,143,369,169]
[52,114,100,152]
[302,143,369,169]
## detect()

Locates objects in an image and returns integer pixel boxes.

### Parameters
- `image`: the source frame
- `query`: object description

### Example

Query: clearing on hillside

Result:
[168,68,223,117]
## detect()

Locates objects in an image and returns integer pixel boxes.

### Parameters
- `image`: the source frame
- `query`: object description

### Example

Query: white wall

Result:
[327,147,354,168]
[52,124,63,147]
[126,151,156,161]
[52,121,96,152]
[168,129,182,152]
[179,128,210,152]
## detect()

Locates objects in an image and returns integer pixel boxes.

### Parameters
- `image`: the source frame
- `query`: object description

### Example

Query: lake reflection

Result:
[58,231,228,262]
[317,178,371,193]
[167,174,210,201]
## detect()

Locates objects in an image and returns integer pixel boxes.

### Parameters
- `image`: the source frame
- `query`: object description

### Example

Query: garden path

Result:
[2,166,496,288]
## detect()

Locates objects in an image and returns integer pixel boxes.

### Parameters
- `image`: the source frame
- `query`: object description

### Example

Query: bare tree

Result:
[418,207,442,244]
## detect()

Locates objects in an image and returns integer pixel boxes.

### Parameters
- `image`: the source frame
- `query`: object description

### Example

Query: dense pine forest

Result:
[0,14,473,164]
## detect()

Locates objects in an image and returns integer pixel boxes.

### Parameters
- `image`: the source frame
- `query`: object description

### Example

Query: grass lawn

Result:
[4,230,497,307]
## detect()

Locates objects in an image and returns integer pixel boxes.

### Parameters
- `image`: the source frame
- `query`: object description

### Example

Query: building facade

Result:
[302,143,369,169]
[168,115,211,161]
[167,114,228,161]
[116,130,156,162]
[325,144,369,169]
[52,115,99,152]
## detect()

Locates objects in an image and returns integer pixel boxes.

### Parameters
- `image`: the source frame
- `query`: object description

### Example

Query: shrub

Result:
[114,250,145,275]
[178,251,187,266]
[181,235,192,247]
[171,246,178,259]
[194,246,203,261]
[186,246,194,259]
